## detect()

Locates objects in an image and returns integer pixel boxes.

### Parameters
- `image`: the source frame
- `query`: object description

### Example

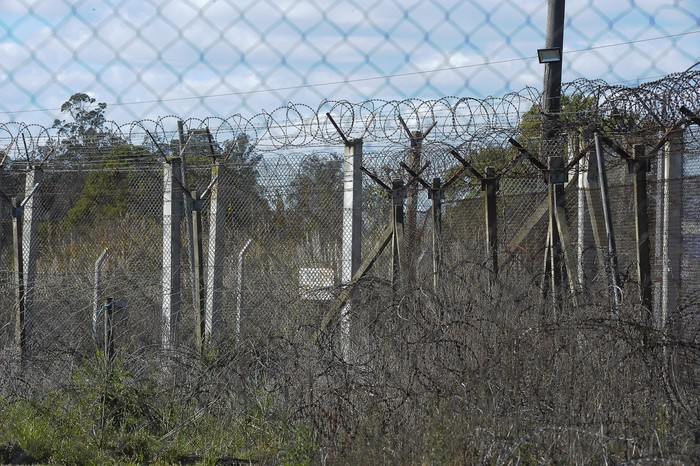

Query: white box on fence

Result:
[299,267,335,301]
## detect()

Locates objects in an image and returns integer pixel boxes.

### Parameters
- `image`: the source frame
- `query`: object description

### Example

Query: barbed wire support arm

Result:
[314,224,393,348]
[508,138,571,307]
[452,146,536,284]
[398,115,436,287]
[679,106,700,127]
[400,160,463,293]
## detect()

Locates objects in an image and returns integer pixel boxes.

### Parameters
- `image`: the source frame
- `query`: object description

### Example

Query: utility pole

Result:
[541,0,566,307]
[542,0,565,121]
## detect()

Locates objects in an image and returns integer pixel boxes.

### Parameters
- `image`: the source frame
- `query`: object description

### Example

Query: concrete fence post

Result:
[162,158,182,353]
[340,138,362,360]
[21,167,42,356]
[660,130,684,333]
[205,161,227,347]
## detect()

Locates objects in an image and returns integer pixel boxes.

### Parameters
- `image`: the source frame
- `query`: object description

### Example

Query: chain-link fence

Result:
[1,0,698,124]
[3,1,700,462]
[1,71,700,462]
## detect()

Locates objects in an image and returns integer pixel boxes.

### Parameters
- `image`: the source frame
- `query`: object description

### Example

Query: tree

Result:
[164,129,272,234]
[518,93,598,142]
[47,144,154,238]
[284,154,343,246]
[222,134,272,232]
[52,93,116,159]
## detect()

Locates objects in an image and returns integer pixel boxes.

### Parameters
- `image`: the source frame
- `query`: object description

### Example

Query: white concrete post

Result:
[340,139,362,360]
[660,131,684,332]
[21,167,42,359]
[205,161,227,346]
[162,158,182,352]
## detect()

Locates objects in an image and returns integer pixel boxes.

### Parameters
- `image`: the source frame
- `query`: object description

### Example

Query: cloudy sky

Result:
[0,0,698,125]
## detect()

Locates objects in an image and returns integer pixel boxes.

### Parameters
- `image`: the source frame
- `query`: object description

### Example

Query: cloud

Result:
[0,0,698,125]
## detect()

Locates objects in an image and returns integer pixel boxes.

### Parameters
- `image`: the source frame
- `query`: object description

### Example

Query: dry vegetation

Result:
[1,259,699,464]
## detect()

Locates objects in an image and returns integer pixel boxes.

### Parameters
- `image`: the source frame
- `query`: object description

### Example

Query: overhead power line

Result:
[1,29,698,116]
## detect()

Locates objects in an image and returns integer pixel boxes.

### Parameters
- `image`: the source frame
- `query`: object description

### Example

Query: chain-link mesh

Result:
[1,70,700,462]
[1,0,698,123]
[3,2,700,461]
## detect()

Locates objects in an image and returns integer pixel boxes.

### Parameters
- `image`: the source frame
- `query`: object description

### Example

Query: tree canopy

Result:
[52,93,117,159]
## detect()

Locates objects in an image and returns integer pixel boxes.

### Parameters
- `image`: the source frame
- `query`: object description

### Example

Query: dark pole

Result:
[542,0,566,307]
[483,167,499,281]
[390,179,406,306]
[406,131,422,287]
[430,178,442,293]
[629,144,653,323]
[12,197,26,369]
[178,121,198,322]
[542,0,565,122]
[192,191,206,354]
[104,297,115,367]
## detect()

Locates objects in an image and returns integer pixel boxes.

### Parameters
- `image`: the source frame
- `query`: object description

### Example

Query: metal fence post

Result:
[236,239,253,345]
[104,297,115,367]
[406,131,422,286]
[192,190,206,354]
[0,167,3,254]
[93,248,109,343]
[483,167,499,281]
[577,137,594,302]
[546,154,566,309]
[628,144,653,322]
[429,178,442,292]
[390,179,407,305]
[584,137,608,291]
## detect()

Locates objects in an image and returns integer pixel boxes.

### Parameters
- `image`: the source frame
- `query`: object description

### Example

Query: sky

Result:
[0,0,698,126]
